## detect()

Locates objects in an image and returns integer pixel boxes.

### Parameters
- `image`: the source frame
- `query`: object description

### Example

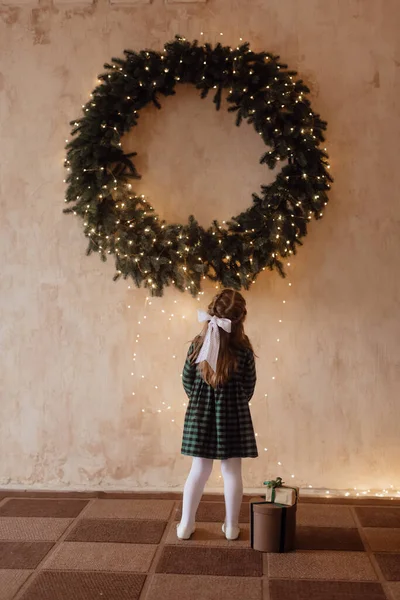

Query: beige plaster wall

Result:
[0,0,399,494]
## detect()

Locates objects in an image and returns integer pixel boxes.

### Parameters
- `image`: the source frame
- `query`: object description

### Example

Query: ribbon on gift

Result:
[263,477,299,505]
[263,477,284,503]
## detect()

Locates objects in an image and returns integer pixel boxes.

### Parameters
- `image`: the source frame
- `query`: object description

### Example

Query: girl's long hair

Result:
[189,289,253,387]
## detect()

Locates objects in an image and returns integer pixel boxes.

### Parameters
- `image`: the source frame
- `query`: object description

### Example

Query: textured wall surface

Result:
[0,0,399,493]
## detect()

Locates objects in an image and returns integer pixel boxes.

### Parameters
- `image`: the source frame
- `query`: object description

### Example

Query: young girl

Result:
[178,289,258,541]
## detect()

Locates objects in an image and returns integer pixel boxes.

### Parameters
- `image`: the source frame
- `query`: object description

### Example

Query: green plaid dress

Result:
[181,345,258,460]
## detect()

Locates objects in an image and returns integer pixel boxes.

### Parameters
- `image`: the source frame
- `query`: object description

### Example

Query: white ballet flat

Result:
[222,523,240,541]
[176,523,196,540]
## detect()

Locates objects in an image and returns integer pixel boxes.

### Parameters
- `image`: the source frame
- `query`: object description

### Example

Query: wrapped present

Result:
[263,477,299,506]
[250,498,297,553]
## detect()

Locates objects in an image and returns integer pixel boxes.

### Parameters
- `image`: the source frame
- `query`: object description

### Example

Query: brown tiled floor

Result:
[0,492,398,599]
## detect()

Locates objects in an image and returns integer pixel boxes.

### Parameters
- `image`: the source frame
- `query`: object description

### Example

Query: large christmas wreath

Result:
[64,37,332,296]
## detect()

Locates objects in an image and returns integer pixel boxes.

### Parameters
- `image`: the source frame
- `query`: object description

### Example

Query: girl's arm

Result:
[182,345,196,398]
[242,350,257,402]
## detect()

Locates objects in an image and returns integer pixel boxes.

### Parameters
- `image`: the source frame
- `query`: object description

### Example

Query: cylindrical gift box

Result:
[250,500,297,553]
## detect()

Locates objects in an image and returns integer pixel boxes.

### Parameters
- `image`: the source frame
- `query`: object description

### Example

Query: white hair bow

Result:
[195,310,232,372]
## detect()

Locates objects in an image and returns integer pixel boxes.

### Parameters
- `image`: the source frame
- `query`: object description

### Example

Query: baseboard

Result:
[0,483,399,502]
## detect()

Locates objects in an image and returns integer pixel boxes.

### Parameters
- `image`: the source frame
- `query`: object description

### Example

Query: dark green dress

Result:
[181,345,258,460]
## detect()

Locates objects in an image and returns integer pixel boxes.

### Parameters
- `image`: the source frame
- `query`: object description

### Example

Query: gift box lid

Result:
[252,502,290,515]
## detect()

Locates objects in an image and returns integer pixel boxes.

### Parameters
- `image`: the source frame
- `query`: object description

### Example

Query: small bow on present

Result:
[263,477,284,503]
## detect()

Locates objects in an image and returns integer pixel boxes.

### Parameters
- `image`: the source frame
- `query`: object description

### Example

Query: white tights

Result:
[180,457,243,530]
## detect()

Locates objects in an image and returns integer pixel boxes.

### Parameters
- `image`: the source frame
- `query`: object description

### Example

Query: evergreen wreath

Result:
[64,36,332,297]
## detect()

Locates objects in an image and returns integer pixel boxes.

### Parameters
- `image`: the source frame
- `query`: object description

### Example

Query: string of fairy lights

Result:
[64,32,398,499]
[127,280,400,499]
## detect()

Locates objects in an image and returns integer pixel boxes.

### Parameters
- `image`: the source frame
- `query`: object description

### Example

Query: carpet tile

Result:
[0,500,88,519]
[0,492,96,499]
[98,491,182,500]
[355,507,400,528]
[388,583,400,599]
[0,542,54,570]
[19,571,146,600]
[364,528,400,552]
[300,497,400,506]
[41,542,156,572]
[146,574,262,600]
[84,499,174,520]
[296,526,365,551]
[0,570,32,600]
[66,518,166,544]
[0,518,72,542]
[268,579,387,600]
[374,553,400,581]
[156,545,263,577]
[266,551,377,580]
[296,504,356,528]
[175,501,250,523]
